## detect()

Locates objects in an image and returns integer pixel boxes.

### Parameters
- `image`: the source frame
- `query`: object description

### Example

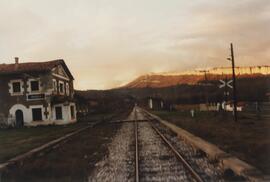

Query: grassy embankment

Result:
[152,110,270,175]
[0,110,125,163]
[2,122,122,181]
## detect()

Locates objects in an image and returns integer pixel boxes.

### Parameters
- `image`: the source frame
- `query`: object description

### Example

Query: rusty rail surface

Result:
[138,108,204,182]
[135,121,139,182]
[134,107,140,182]
[151,124,204,182]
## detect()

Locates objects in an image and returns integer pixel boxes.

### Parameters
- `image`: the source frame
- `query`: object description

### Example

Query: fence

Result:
[241,102,270,119]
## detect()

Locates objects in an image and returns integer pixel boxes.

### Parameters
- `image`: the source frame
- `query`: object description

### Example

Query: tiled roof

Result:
[0,59,74,79]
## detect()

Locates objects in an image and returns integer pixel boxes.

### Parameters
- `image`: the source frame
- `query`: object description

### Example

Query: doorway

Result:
[15,110,24,127]
[55,106,63,120]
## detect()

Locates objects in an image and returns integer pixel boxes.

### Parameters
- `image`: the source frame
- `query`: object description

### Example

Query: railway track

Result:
[135,121,139,182]
[134,109,205,182]
[91,107,225,181]
[151,124,204,182]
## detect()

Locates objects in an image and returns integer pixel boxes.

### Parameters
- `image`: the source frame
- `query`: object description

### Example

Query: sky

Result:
[0,0,269,90]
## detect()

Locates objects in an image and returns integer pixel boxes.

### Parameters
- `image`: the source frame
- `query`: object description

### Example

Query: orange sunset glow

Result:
[0,0,269,89]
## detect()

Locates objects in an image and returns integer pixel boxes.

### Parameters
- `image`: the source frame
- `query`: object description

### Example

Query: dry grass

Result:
[1,109,130,181]
[2,123,121,181]
[0,123,85,163]
[152,110,270,175]
[0,111,124,164]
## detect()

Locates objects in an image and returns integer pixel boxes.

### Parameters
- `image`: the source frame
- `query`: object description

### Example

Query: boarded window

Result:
[32,108,42,121]
[12,82,21,93]
[55,106,63,120]
[31,81,39,91]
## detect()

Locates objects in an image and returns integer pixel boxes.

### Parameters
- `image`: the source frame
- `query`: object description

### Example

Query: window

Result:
[53,79,57,92]
[59,82,64,94]
[12,82,21,93]
[70,105,75,119]
[30,80,39,91]
[32,108,42,121]
[9,80,24,95]
[66,83,69,96]
[55,106,63,120]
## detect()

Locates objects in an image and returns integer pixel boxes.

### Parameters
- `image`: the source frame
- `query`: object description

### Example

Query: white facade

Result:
[9,102,77,126]
[52,103,77,125]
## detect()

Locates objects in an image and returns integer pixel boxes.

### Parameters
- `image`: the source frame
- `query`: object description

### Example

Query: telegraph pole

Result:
[229,43,238,122]
[199,70,209,110]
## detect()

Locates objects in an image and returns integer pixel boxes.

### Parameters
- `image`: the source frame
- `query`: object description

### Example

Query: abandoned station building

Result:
[0,58,77,127]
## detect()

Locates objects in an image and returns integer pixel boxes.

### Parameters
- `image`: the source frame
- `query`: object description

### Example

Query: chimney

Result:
[15,57,19,64]
[15,57,19,70]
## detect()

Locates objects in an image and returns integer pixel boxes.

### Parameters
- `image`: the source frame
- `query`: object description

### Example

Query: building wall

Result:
[52,75,74,97]
[148,98,164,110]
[51,102,77,125]
[0,68,76,126]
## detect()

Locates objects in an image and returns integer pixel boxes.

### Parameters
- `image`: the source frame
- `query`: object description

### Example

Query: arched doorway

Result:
[15,110,24,127]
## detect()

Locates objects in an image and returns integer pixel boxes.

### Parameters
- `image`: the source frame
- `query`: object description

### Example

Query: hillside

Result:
[123,66,270,88]
[75,66,270,106]
[124,74,204,88]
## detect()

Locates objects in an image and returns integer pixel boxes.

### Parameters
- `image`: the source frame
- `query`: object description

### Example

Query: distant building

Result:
[149,98,153,109]
[0,58,77,127]
[148,97,164,110]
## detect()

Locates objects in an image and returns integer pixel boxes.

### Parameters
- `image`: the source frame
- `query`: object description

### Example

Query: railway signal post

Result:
[219,77,232,111]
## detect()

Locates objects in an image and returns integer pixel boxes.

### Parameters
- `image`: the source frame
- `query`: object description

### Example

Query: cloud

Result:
[0,0,269,89]
[169,0,270,67]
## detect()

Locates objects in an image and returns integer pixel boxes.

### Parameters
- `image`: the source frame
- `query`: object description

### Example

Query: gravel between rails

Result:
[126,108,145,121]
[88,107,229,182]
[153,121,227,182]
[88,123,135,182]
[136,111,147,121]
[138,122,193,182]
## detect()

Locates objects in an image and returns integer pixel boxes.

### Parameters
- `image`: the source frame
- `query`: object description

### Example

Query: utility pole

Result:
[229,43,238,122]
[200,70,209,111]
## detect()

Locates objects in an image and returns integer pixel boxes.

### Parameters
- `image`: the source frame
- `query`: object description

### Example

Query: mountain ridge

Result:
[123,65,270,88]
